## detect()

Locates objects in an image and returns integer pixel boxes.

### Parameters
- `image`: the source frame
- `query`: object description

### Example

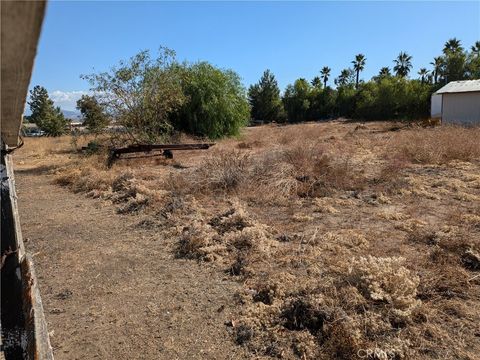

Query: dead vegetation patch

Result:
[166,141,367,204]
[389,125,480,164]
[174,200,278,267]
[408,225,479,273]
[350,256,421,320]
[16,121,480,359]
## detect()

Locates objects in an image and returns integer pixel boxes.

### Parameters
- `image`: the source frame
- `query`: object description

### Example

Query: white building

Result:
[431,80,480,125]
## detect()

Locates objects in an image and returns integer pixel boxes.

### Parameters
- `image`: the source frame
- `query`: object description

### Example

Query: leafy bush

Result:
[84,140,102,155]
[282,79,312,122]
[83,49,249,142]
[82,48,185,143]
[309,87,337,120]
[334,85,357,118]
[281,77,431,122]
[76,95,109,133]
[172,62,250,139]
[354,77,431,120]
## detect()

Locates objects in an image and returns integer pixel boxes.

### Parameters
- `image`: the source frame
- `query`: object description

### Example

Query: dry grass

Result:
[14,120,480,359]
[164,139,367,204]
[192,150,251,193]
[390,125,480,164]
[350,256,421,319]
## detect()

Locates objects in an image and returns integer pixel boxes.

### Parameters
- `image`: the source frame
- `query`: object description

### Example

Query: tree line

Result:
[249,38,480,123]
[27,38,479,139]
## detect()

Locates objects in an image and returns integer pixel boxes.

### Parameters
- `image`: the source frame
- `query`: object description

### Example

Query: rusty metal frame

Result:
[106,143,215,167]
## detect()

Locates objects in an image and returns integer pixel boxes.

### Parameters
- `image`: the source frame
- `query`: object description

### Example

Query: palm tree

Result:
[311,76,322,88]
[320,66,331,88]
[378,67,391,77]
[393,52,413,77]
[418,68,429,83]
[430,56,443,84]
[442,38,467,82]
[443,38,463,54]
[471,41,480,56]
[335,68,354,87]
[351,54,366,88]
[373,67,391,82]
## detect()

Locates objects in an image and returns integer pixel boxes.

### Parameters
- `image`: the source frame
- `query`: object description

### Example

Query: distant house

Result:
[68,121,83,129]
[431,80,480,125]
[21,123,45,137]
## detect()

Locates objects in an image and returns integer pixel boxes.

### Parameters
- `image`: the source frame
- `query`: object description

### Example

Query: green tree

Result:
[354,77,430,120]
[282,78,312,123]
[471,41,480,56]
[320,66,331,88]
[403,80,431,118]
[28,85,49,125]
[373,67,392,82]
[334,68,355,87]
[352,54,366,88]
[430,56,444,84]
[247,69,284,122]
[172,62,250,139]
[311,76,322,88]
[28,85,66,136]
[335,85,356,118]
[309,87,336,120]
[466,41,480,79]
[76,95,109,133]
[354,81,378,119]
[393,52,413,77]
[443,38,463,54]
[82,47,185,143]
[418,68,429,83]
[441,38,467,82]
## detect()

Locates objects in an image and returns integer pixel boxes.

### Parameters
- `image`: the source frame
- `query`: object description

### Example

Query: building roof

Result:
[435,80,480,94]
[23,123,40,128]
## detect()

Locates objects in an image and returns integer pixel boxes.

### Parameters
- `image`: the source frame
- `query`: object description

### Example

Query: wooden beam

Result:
[1,1,46,147]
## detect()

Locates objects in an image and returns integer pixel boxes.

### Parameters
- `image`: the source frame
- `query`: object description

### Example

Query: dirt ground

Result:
[13,120,480,359]
[15,163,250,359]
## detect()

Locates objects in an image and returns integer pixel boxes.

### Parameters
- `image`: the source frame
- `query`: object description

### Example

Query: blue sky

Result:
[30,1,480,110]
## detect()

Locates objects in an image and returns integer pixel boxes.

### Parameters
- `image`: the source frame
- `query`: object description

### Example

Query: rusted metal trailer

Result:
[1,1,53,359]
[106,143,215,166]
[81,142,216,166]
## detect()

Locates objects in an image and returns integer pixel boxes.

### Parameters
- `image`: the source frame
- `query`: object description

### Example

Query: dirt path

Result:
[14,167,248,360]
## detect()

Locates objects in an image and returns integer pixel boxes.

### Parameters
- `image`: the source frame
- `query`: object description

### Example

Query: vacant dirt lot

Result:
[14,153,250,359]
[14,120,480,359]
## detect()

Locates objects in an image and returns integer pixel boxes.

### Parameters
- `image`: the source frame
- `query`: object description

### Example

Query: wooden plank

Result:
[2,153,54,359]
[21,256,54,360]
[5,154,25,260]
[1,1,46,147]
